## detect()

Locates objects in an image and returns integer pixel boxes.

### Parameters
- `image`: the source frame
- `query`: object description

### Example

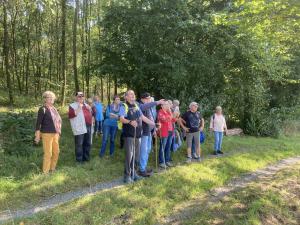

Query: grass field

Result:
[181,162,300,225]
[1,96,300,224]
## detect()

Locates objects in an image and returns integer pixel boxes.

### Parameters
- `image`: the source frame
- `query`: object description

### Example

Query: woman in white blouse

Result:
[210,106,227,155]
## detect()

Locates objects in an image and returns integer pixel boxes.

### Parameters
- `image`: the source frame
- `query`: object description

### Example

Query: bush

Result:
[0,111,36,156]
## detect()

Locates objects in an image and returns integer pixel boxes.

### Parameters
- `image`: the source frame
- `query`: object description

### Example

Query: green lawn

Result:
[181,162,300,225]
[8,134,300,225]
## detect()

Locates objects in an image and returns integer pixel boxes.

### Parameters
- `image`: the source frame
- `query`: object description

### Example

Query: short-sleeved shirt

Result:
[182,111,202,133]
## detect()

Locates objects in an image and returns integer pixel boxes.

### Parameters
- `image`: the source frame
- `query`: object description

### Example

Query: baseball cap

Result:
[141,92,151,99]
[75,91,84,97]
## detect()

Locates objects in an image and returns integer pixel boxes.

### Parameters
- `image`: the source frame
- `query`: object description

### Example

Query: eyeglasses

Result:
[77,95,84,98]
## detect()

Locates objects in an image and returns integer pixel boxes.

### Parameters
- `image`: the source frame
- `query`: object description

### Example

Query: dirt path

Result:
[162,156,300,224]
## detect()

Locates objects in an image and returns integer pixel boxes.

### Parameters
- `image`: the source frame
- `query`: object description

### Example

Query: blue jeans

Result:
[99,125,118,156]
[95,120,103,133]
[139,135,152,172]
[159,131,173,164]
[214,131,224,152]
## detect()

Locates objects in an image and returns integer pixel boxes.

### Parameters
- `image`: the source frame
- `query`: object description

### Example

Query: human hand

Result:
[130,120,138,128]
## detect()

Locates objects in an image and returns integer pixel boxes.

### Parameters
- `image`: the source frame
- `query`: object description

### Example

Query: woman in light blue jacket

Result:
[99,95,121,157]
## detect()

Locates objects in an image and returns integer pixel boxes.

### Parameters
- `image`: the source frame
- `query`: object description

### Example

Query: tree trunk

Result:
[114,75,117,95]
[100,76,104,102]
[60,0,67,106]
[72,0,79,92]
[3,1,14,105]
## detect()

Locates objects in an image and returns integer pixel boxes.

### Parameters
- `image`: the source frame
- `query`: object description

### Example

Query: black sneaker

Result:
[217,151,224,154]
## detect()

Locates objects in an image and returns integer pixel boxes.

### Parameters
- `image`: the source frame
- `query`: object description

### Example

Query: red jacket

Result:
[158,109,176,138]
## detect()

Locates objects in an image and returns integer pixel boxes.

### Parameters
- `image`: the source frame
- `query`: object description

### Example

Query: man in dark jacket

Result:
[138,93,164,177]
[119,90,156,183]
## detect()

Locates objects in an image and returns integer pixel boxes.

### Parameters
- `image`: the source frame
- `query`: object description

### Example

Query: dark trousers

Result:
[74,125,92,162]
[124,137,141,177]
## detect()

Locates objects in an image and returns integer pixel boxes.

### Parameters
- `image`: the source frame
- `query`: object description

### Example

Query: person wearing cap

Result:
[99,95,121,157]
[68,92,93,163]
[210,106,227,155]
[93,95,104,136]
[138,92,164,177]
[179,102,203,163]
[119,90,156,183]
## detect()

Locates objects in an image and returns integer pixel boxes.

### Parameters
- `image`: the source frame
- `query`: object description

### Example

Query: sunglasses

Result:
[77,95,84,98]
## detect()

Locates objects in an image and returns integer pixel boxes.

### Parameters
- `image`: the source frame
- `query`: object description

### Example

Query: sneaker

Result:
[133,174,143,181]
[138,170,150,177]
[159,163,167,169]
[186,157,192,163]
[217,151,224,154]
[124,176,133,184]
[212,152,218,155]
[192,152,198,159]
[166,162,173,167]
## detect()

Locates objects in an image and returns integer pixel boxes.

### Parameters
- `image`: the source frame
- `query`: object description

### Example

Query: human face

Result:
[45,96,55,105]
[162,101,170,111]
[216,109,222,115]
[190,104,198,113]
[114,97,120,105]
[76,95,84,103]
[125,90,136,103]
[141,97,151,104]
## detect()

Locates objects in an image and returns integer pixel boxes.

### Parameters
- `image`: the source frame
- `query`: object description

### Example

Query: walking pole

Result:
[155,135,158,172]
[132,126,137,181]
[160,138,166,171]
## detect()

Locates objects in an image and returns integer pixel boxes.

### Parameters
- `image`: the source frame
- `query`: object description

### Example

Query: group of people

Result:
[35,90,227,183]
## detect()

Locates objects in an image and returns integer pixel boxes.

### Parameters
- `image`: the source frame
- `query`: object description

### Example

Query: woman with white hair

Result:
[210,106,227,155]
[35,91,62,174]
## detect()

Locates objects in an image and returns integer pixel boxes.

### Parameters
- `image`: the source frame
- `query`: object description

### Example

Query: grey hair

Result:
[42,91,56,102]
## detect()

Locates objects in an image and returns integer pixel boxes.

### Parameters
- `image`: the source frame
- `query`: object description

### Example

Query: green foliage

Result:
[98,0,300,136]
[0,111,36,156]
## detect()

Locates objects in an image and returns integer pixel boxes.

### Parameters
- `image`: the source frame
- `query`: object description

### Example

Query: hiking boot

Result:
[217,151,224,154]
[159,163,167,169]
[124,176,133,184]
[166,162,174,167]
[186,157,192,163]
